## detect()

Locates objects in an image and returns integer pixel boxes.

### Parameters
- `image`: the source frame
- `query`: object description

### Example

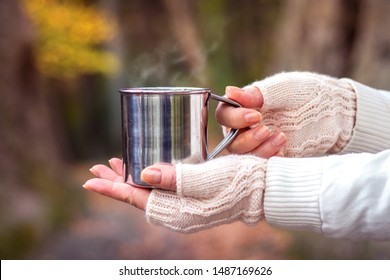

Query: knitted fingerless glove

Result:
[249,72,357,157]
[145,155,267,233]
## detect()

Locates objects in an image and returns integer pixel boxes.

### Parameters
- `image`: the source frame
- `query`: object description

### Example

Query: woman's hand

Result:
[84,155,268,233]
[216,86,286,158]
[84,158,152,210]
[217,72,357,157]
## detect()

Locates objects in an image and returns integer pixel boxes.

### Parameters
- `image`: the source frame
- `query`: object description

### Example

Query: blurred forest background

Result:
[1,0,390,260]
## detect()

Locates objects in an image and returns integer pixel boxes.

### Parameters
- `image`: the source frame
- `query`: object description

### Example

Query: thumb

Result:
[141,164,177,191]
[225,86,264,109]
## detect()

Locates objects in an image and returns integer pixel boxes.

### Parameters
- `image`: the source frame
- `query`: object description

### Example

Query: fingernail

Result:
[141,168,161,184]
[245,112,261,123]
[254,126,270,141]
[226,86,244,93]
[271,132,286,147]
[89,167,98,176]
[83,178,95,189]
[245,86,261,96]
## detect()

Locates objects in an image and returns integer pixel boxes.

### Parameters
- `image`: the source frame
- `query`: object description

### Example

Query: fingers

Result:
[83,178,150,210]
[89,159,124,183]
[225,86,264,108]
[85,158,150,210]
[227,125,271,153]
[85,157,176,209]
[215,86,263,129]
[140,164,177,191]
[216,106,262,129]
[108,158,123,176]
[249,132,286,158]
[227,125,286,158]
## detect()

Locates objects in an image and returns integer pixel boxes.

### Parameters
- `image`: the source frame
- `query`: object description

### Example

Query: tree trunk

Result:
[272,0,390,89]
[271,0,360,77]
[349,0,390,88]
[162,0,208,86]
[0,0,73,259]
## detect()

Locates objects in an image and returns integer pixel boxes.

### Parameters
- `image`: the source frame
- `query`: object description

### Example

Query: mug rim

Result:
[119,87,210,95]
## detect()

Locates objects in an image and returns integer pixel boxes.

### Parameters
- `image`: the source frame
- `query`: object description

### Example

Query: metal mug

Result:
[120,87,241,187]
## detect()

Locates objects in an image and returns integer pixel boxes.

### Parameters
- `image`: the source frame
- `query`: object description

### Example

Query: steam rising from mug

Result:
[120,87,241,187]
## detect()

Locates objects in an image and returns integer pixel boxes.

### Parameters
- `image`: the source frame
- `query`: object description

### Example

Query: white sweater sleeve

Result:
[264,150,390,241]
[341,79,390,153]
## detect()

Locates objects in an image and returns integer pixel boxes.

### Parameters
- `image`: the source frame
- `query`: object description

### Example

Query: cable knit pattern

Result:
[146,155,267,233]
[249,72,357,157]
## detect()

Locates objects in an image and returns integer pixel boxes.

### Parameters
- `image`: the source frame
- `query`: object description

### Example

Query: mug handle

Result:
[207,93,242,160]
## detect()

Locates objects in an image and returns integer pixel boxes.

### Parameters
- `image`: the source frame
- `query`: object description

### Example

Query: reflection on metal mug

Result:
[120,87,241,187]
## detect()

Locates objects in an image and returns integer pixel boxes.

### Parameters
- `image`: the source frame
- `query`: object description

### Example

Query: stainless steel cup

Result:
[120,87,241,187]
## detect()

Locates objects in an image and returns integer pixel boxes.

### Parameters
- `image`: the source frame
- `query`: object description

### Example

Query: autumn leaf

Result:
[23,0,119,79]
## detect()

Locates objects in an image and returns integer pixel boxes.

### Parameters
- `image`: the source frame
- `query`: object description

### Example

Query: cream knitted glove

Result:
[145,155,267,233]
[249,72,357,157]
